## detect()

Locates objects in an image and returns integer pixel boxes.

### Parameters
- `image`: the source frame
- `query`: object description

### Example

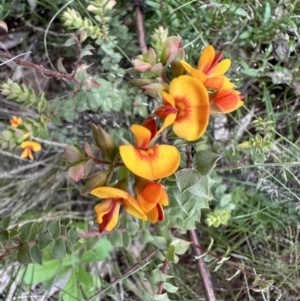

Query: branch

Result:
[134,0,147,53]
[0,50,82,86]
[189,230,216,301]
[157,259,169,294]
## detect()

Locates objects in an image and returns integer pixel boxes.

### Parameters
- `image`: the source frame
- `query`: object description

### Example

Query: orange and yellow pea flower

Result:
[20,141,41,160]
[180,45,233,90]
[90,186,147,232]
[119,117,180,180]
[10,116,23,128]
[209,89,244,114]
[155,75,209,141]
[135,177,168,223]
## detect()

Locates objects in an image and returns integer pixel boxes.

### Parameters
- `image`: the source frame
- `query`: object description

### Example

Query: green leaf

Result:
[30,245,43,265]
[0,230,10,242]
[68,229,80,246]
[163,282,178,293]
[194,150,221,176]
[64,145,85,163]
[154,293,169,301]
[19,222,34,242]
[51,238,67,258]
[17,242,33,264]
[166,245,177,263]
[23,258,61,284]
[28,223,39,241]
[81,238,113,263]
[37,232,53,250]
[81,170,110,194]
[122,232,131,248]
[152,236,167,250]
[0,216,11,230]
[110,230,123,247]
[170,238,190,255]
[263,2,271,24]
[187,176,214,199]
[175,169,202,193]
[140,229,153,243]
[48,220,60,239]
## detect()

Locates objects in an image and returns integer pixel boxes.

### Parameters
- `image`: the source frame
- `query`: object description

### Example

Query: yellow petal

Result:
[119,145,180,180]
[198,45,215,73]
[138,182,164,212]
[169,76,209,141]
[122,196,147,220]
[146,203,164,223]
[207,59,231,77]
[162,91,175,107]
[205,76,234,90]
[131,124,151,148]
[20,141,41,152]
[180,61,207,83]
[90,186,130,200]
[94,199,121,232]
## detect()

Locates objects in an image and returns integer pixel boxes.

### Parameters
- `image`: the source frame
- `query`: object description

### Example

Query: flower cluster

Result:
[9,116,41,160]
[65,33,243,232]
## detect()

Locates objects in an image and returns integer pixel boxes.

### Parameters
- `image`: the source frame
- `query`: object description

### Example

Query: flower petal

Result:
[119,145,180,180]
[198,45,215,73]
[138,182,164,212]
[20,141,41,152]
[207,59,231,77]
[169,76,209,141]
[211,90,244,113]
[90,186,130,200]
[121,195,147,220]
[146,203,164,223]
[131,124,152,149]
[205,76,234,90]
[180,61,207,83]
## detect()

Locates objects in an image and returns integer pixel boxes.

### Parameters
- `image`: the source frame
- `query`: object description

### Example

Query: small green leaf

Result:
[152,236,167,250]
[263,2,271,24]
[170,238,190,255]
[194,150,221,176]
[19,222,34,242]
[68,229,79,246]
[110,230,123,247]
[30,245,43,265]
[48,220,60,239]
[17,242,33,264]
[163,282,178,293]
[64,145,85,163]
[166,245,177,263]
[37,232,53,250]
[0,230,10,242]
[122,232,131,248]
[0,216,11,230]
[81,238,113,262]
[175,169,202,193]
[140,229,153,243]
[51,238,67,258]
[28,223,39,241]
[153,293,170,301]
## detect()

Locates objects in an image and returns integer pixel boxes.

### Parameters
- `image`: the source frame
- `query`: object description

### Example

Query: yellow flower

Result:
[119,117,180,180]
[155,75,209,141]
[20,141,41,160]
[10,116,22,128]
[135,177,168,223]
[180,45,233,90]
[209,89,244,114]
[90,186,146,232]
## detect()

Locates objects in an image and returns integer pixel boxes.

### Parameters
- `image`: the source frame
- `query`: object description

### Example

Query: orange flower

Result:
[119,117,180,180]
[135,177,168,223]
[20,141,41,160]
[90,186,146,232]
[180,45,233,90]
[10,116,22,128]
[209,89,244,114]
[155,75,209,141]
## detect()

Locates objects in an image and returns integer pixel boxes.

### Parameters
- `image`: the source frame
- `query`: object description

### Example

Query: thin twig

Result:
[87,249,157,300]
[0,50,81,86]
[134,0,147,53]
[189,230,216,301]
[157,259,169,294]
[71,34,81,79]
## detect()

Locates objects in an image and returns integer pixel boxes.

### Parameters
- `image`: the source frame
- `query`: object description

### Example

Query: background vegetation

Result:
[0,0,300,300]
